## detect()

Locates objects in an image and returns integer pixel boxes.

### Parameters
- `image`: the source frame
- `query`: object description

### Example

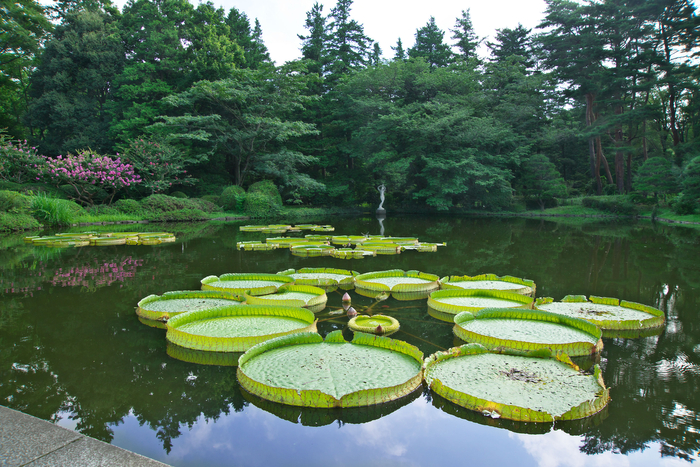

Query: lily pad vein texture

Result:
[355,269,440,293]
[277,268,358,287]
[137,290,243,320]
[166,304,317,352]
[428,289,534,315]
[535,295,665,331]
[440,273,536,296]
[423,344,610,422]
[237,331,423,408]
[453,309,603,356]
[245,284,328,308]
[201,273,293,295]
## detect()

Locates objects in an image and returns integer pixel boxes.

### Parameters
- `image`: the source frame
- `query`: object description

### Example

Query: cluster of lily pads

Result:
[24,231,176,247]
[236,224,445,258]
[135,264,666,424]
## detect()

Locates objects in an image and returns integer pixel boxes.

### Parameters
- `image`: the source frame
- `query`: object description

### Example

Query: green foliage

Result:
[519,154,567,210]
[581,196,639,216]
[120,138,196,194]
[681,156,700,204]
[30,193,83,225]
[0,211,41,231]
[113,198,142,215]
[149,208,208,222]
[0,131,44,183]
[248,180,282,206]
[634,157,678,199]
[0,190,31,213]
[408,17,453,69]
[169,191,188,198]
[243,191,283,218]
[25,8,123,155]
[220,185,246,211]
[671,194,696,215]
[200,194,220,205]
[139,194,214,213]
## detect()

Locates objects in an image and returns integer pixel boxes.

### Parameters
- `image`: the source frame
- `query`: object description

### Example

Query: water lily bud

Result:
[376,324,383,334]
[342,292,351,302]
[342,302,350,311]
[347,306,357,317]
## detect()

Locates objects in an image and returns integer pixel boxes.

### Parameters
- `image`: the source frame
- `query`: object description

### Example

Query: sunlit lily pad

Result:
[265,237,315,248]
[137,290,244,321]
[236,241,279,251]
[441,274,536,296]
[348,315,400,334]
[331,248,376,259]
[428,289,534,316]
[166,304,317,352]
[355,269,440,293]
[423,344,610,422]
[245,284,328,308]
[453,309,603,356]
[277,268,358,287]
[290,244,335,257]
[535,295,665,337]
[201,273,293,294]
[237,331,423,408]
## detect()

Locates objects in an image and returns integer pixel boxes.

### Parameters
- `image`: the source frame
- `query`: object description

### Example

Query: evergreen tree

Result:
[298,2,326,75]
[487,24,533,69]
[370,42,382,66]
[324,0,373,83]
[634,156,678,200]
[518,154,567,210]
[226,9,270,69]
[25,8,123,155]
[450,9,481,60]
[408,17,453,69]
[391,38,405,61]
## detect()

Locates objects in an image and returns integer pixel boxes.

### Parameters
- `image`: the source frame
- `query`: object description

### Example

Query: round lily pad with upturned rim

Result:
[441,274,536,296]
[237,330,423,408]
[277,268,358,288]
[236,241,278,251]
[423,343,610,422]
[166,304,317,352]
[201,273,293,295]
[244,284,328,308]
[355,269,440,293]
[428,289,533,316]
[290,244,335,257]
[348,315,400,334]
[137,290,244,321]
[453,309,603,357]
[535,295,665,337]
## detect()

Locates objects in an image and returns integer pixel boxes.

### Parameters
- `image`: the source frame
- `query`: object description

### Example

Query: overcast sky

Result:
[105,0,550,64]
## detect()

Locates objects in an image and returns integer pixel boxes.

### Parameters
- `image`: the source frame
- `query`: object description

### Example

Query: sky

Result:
[105,0,550,64]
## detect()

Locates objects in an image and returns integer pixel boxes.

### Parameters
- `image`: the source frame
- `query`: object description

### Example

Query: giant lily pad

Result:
[428,289,534,316]
[348,315,400,335]
[453,309,603,356]
[137,290,244,321]
[201,273,293,294]
[237,331,423,408]
[166,304,317,352]
[290,244,335,257]
[277,268,358,288]
[535,295,665,338]
[441,274,536,296]
[423,344,610,422]
[245,284,328,309]
[166,342,243,366]
[355,269,440,293]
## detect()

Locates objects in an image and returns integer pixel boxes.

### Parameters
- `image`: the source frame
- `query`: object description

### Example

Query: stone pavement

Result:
[0,406,170,467]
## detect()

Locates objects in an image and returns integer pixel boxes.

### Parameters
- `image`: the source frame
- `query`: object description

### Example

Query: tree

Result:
[370,42,382,66]
[451,9,481,61]
[25,8,124,156]
[226,8,270,69]
[324,0,373,83]
[391,38,405,61]
[153,63,319,188]
[120,138,196,194]
[298,2,326,75]
[0,0,52,138]
[634,156,678,200]
[487,24,533,70]
[518,154,567,210]
[681,156,700,204]
[408,17,453,69]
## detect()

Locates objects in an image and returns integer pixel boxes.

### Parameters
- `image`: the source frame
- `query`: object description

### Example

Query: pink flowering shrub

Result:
[122,139,195,194]
[0,132,44,183]
[38,150,141,206]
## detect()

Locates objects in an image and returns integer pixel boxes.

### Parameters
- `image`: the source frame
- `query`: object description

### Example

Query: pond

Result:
[1,215,699,466]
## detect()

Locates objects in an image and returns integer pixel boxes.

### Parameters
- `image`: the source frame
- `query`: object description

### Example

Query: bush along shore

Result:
[1,182,698,232]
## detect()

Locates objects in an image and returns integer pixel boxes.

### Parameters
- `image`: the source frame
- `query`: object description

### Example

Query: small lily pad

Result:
[348,315,400,334]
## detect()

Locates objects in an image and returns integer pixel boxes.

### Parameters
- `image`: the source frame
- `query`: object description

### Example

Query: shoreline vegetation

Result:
[1,187,698,232]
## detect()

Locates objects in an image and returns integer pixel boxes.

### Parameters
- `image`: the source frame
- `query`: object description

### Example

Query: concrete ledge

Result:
[0,406,169,467]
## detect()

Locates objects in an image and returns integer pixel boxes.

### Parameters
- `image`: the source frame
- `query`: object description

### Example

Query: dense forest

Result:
[1,0,699,213]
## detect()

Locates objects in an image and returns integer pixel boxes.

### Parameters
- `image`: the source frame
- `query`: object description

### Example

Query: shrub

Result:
[0,190,32,213]
[248,180,282,206]
[113,198,143,214]
[169,191,188,198]
[0,212,41,231]
[220,185,246,211]
[150,209,208,222]
[140,194,191,212]
[672,194,696,215]
[581,196,639,216]
[243,191,283,218]
[201,194,220,205]
[189,198,219,213]
[0,132,44,183]
[120,138,195,194]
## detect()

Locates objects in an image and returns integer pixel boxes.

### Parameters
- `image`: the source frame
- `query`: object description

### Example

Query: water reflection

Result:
[1,216,700,465]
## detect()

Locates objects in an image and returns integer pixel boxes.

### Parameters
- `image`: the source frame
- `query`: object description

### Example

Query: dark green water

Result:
[1,215,699,466]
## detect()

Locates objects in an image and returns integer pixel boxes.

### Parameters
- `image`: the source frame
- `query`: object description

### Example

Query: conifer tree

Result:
[408,17,453,69]
[391,38,406,61]
[451,9,481,60]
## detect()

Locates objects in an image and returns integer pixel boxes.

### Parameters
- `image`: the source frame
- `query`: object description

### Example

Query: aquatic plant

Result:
[441,274,536,296]
[137,290,244,321]
[355,269,440,293]
[201,273,293,294]
[428,289,534,315]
